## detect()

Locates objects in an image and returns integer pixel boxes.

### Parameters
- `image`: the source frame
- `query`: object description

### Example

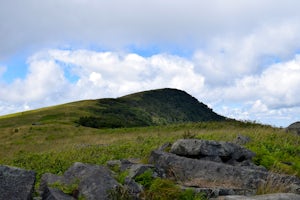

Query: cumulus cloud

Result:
[208,55,300,126]
[219,55,300,107]
[0,59,68,104]
[193,22,300,86]
[0,50,205,112]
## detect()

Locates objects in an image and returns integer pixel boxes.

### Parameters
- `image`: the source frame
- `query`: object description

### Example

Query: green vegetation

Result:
[0,121,299,181]
[50,180,82,199]
[134,169,155,189]
[77,88,225,128]
[145,178,205,200]
[0,89,299,198]
[0,88,224,130]
[133,170,206,200]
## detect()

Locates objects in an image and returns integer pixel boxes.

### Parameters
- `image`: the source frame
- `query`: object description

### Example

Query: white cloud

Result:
[0,50,205,115]
[46,50,205,97]
[0,59,68,103]
[220,55,300,107]
[193,22,300,86]
[207,55,300,126]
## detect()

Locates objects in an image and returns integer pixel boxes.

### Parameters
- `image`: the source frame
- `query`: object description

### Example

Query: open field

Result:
[0,89,299,197]
[0,120,299,182]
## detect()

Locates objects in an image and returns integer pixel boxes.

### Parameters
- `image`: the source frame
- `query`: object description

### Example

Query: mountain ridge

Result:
[78,88,225,128]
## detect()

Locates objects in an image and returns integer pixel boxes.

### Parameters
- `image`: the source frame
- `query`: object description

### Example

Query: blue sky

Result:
[1,0,300,127]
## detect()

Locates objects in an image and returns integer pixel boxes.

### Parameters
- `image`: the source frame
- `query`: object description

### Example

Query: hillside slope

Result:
[78,88,225,128]
[0,88,225,129]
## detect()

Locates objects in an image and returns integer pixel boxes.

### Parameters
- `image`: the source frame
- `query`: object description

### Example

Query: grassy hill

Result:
[0,88,224,130]
[0,88,225,163]
[78,88,225,128]
[0,88,299,197]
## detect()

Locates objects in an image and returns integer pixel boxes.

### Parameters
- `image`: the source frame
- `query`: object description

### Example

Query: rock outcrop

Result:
[217,193,300,200]
[0,165,36,200]
[40,162,119,200]
[150,139,300,197]
[170,139,257,166]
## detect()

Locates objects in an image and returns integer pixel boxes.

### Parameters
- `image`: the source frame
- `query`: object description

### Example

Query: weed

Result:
[145,178,206,200]
[50,179,82,199]
[134,169,154,189]
[180,189,206,200]
[116,170,130,184]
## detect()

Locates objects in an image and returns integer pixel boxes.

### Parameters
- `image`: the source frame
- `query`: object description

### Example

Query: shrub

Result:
[116,170,129,184]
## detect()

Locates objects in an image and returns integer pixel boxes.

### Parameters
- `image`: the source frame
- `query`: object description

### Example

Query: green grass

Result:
[0,120,299,180]
[0,100,299,198]
[1,89,299,199]
[0,88,225,130]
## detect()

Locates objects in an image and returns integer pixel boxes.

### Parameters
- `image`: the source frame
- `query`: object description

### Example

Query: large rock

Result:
[219,193,300,200]
[41,187,76,200]
[40,162,119,200]
[181,186,255,198]
[123,177,144,200]
[0,165,36,200]
[170,139,255,164]
[107,159,135,172]
[149,150,300,191]
[128,164,164,179]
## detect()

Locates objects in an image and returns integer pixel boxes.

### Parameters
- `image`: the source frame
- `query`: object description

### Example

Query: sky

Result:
[1,0,300,127]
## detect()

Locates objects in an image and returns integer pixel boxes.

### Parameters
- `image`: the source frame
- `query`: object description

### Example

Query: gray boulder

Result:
[181,186,255,198]
[39,173,64,195]
[40,162,119,200]
[123,177,144,200]
[0,165,36,200]
[41,187,76,200]
[220,193,300,200]
[170,139,255,164]
[128,164,159,179]
[149,150,300,191]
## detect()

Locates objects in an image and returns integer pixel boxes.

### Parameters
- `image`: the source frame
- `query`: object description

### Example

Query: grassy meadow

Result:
[0,91,299,198]
[0,117,299,181]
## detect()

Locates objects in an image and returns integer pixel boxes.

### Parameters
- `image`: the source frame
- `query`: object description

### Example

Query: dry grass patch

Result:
[256,171,297,195]
[182,178,243,189]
